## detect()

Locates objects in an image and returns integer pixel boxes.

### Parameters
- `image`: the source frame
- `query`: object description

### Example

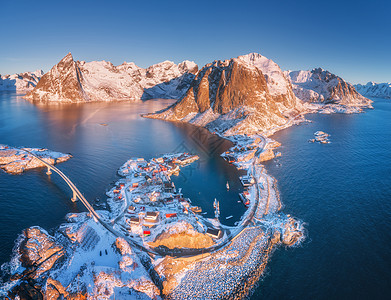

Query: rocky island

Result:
[0,51,374,299]
[0,145,71,174]
[2,144,303,299]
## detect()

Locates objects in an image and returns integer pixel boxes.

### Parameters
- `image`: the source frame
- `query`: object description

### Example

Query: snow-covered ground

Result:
[25,53,198,102]
[1,141,304,299]
[0,145,71,174]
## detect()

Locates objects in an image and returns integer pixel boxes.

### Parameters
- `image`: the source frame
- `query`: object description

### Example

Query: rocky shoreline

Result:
[0,145,71,174]
[1,138,303,299]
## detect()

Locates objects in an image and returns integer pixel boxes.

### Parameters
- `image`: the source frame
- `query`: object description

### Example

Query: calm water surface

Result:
[254,98,391,299]
[0,92,245,267]
[1,92,390,299]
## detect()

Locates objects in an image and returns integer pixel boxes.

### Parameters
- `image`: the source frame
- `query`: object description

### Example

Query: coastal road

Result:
[19,135,268,259]
[19,148,160,256]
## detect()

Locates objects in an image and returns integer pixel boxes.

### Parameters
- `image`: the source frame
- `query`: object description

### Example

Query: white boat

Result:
[226,215,233,220]
[239,192,250,206]
[226,181,229,190]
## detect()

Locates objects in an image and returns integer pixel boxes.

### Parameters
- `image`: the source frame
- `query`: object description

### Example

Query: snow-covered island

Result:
[1,50,375,299]
[1,145,303,299]
[0,145,71,174]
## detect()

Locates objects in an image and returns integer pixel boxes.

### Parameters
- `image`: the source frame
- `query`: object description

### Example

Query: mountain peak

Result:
[25,54,197,102]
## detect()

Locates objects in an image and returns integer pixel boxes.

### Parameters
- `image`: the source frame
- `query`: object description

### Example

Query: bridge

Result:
[18,148,160,256]
[20,148,101,222]
[19,137,267,259]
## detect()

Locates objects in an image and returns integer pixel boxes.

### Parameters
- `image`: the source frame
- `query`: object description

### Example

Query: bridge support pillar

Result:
[46,167,52,175]
[71,190,78,202]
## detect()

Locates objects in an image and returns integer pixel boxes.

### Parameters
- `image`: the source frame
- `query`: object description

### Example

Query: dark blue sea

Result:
[255,98,391,299]
[1,92,390,299]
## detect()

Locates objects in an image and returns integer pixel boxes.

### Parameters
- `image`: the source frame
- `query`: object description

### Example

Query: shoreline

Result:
[1,98,373,298]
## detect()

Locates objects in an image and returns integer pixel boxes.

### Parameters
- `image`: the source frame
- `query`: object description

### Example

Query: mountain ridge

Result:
[0,70,43,91]
[145,53,303,136]
[354,82,391,99]
[25,52,198,102]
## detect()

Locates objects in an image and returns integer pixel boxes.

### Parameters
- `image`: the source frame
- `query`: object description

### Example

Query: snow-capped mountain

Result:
[285,68,372,107]
[146,53,303,136]
[25,53,198,102]
[354,82,391,99]
[0,70,43,91]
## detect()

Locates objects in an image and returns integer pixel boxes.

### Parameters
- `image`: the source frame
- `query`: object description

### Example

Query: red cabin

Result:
[165,213,177,218]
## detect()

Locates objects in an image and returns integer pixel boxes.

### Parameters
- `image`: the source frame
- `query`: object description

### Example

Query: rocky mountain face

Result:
[25,53,198,102]
[285,68,372,107]
[0,70,43,91]
[146,53,302,136]
[354,82,391,99]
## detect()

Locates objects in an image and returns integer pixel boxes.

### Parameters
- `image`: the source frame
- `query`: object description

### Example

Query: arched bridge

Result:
[20,148,101,222]
[19,148,160,256]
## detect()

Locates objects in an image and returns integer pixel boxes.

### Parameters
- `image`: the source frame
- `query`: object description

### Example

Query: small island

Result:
[0,145,71,174]
[308,131,331,144]
[4,139,303,299]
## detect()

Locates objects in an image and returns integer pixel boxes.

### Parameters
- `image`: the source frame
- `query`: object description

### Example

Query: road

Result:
[19,135,267,258]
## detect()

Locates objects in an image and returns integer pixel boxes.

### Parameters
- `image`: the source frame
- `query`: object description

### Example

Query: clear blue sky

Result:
[1,0,390,84]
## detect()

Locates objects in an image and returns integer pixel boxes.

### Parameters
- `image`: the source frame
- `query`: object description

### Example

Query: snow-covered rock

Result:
[146,52,303,136]
[0,145,71,174]
[4,217,161,299]
[0,70,43,91]
[285,68,372,108]
[354,82,391,99]
[25,53,198,102]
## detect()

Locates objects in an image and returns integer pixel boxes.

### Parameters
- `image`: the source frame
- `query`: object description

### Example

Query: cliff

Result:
[146,53,302,136]
[25,53,198,103]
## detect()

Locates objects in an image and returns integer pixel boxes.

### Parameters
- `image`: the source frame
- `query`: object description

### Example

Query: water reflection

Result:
[0,94,245,265]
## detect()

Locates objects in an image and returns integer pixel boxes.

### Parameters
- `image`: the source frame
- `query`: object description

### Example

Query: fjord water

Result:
[0,92,245,267]
[254,98,391,299]
[1,92,391,300]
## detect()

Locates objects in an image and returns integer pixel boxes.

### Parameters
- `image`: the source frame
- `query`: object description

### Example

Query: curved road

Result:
[20,136,266,258]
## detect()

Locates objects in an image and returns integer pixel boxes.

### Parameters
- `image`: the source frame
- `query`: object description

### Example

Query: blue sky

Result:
[1,0,390,84]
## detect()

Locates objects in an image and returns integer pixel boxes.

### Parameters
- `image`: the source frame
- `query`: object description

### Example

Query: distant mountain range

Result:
[285,68,370,106]
[25,53,198,102]
[0,70,43,91]
[354,82,391,99]
[146,53,372,135]
[1,52,375,135]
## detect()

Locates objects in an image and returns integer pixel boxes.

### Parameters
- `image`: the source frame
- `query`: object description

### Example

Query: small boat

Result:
[239,192,250,206]
[226,181,230,190]
[226,215,233,220]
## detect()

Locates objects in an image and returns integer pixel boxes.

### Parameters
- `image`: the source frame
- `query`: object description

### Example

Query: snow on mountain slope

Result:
[285,68,372,108]
[0,70,43,91]
[354,82,391,99]
[25,53,197,102]
[146,53,303,136]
